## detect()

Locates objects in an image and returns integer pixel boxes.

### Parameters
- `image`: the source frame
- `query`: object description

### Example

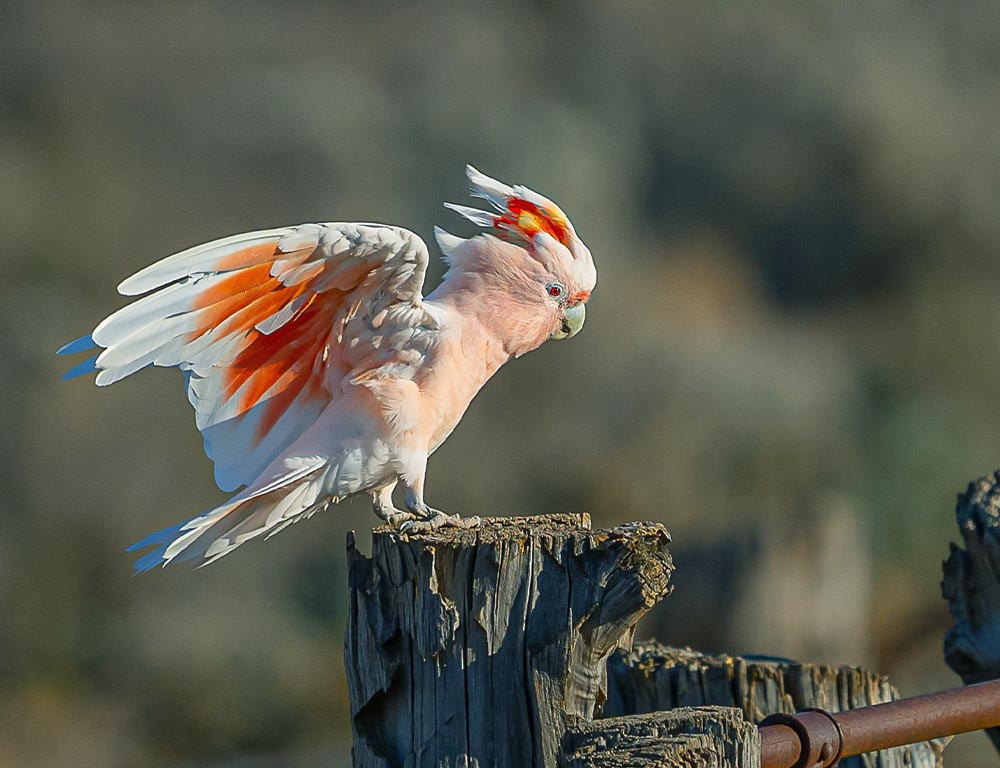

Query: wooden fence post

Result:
[603,643,944,768]
[943,471,1000,755]
[561,706,759,768]
[344,515,672,768]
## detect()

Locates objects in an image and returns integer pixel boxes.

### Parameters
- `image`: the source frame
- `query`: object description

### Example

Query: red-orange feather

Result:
[502,197,572,245]
[184,241,339,435]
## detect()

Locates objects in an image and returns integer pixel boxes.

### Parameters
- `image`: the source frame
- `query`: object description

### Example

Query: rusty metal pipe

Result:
[759,723,807,767]
[760,678,1000,768]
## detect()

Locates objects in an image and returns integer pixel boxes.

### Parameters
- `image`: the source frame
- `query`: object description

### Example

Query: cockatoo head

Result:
[435,166,597,347]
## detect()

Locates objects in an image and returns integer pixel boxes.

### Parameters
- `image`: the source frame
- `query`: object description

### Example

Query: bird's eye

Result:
[546,282,565,299]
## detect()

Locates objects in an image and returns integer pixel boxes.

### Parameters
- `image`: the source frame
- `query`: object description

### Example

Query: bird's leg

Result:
[399,471,480,533]
[371,482,417,528]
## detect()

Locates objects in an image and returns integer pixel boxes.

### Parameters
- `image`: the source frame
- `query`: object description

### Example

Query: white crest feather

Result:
[433,226,466,261]
[442,202,494,227]
[465,164,514,209]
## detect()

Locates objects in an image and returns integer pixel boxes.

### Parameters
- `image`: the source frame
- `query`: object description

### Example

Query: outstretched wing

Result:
[60,223,429,492]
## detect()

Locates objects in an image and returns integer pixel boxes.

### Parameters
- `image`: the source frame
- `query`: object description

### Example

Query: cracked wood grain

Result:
[344,515,673,768]
[561,706,760,768]
[604,642,944,768]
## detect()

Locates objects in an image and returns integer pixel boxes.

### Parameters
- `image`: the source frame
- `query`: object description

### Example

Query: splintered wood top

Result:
[372,514,671,548]
[374,512,589,542]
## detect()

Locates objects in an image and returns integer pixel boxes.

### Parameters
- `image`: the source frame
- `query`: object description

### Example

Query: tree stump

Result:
[561,706,759,768]
[344,514,673,768]
[942,472,1000,754]
[604,642,945,768]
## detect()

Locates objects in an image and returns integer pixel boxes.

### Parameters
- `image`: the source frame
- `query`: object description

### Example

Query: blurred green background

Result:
[3,1,1000,765]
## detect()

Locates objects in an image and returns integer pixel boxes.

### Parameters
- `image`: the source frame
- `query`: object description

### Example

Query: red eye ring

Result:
[546,282,565,298]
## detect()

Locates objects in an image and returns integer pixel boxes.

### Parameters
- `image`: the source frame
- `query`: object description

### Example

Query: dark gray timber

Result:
[943,472,1000,754]
[605,643,944,768]
[344,514,673,768]
[560,706,759,768]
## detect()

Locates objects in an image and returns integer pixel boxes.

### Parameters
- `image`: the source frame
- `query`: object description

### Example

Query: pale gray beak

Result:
[551,303,586,340]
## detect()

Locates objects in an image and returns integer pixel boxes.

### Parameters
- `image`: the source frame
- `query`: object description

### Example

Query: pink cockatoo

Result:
[60,166,597,571]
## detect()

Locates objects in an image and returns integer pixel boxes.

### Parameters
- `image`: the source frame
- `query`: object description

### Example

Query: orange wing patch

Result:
[186,240,337,439]
[231,297,334,437]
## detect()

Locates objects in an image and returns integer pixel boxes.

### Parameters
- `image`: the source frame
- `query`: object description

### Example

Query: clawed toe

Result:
[385,511,418,528]
[400,512,482,534]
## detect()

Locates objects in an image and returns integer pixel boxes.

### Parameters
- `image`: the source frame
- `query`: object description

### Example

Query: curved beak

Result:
[551,303,586,340]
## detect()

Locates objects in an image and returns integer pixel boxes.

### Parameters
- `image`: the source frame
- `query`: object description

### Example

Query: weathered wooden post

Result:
[943,471,1000,755]
[561,706,759,768]
[604,643,944,768]
[344,514,673,768]
[342,478,1000,767]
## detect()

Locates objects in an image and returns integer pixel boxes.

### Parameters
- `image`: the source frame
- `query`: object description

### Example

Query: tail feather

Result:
[62,354,100,381]
[129,522,189,573]
[58,335,100,380]
[128,459,328,572]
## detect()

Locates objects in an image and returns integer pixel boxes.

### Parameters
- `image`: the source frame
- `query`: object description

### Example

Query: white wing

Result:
[61,222,430,492]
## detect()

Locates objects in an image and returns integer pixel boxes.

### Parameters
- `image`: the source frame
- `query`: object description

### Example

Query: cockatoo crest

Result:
[437,166,596,303]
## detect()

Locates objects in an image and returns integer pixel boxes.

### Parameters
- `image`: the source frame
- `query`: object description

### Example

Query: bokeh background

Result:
[3,1,1000,765]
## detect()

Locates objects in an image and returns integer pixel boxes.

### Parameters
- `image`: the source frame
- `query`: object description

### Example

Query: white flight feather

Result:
[118,228,294,296]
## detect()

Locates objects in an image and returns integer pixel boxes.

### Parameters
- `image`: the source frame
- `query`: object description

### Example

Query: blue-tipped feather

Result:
[62,355,99,380]
[132,547,170,573]
[59,335,100,380]
[127,521,187,573]
[57,334,97,355]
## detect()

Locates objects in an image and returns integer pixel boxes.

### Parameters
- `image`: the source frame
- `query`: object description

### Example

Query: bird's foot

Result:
[398,490,482,533]
[372,489,419,528]
[399,507,482,534]
[384,510,420,528]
